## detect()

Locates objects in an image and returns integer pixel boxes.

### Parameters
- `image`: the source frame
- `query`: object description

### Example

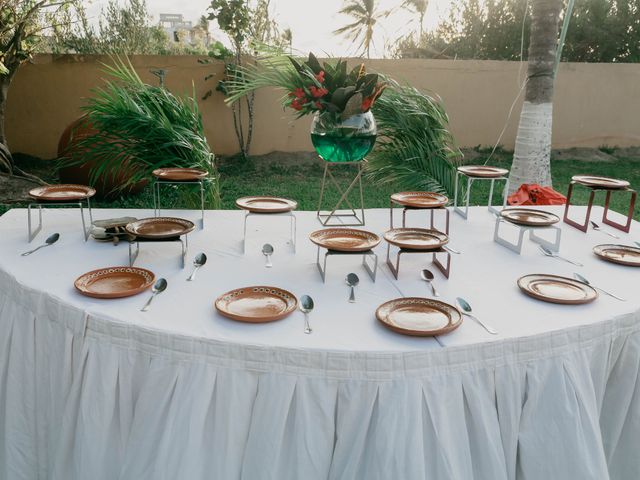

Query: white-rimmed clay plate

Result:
[215,286,298,323]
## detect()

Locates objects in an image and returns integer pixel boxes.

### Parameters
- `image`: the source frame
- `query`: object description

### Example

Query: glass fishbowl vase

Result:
[310,111,377,163]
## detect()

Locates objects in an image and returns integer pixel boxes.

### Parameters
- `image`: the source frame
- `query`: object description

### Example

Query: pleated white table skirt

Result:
[0,206,639,479]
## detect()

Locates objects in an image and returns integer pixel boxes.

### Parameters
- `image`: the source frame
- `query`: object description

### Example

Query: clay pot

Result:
[57,116,147,198]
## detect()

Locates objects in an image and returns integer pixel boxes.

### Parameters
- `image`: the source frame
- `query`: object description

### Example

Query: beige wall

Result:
[6,54,640,159]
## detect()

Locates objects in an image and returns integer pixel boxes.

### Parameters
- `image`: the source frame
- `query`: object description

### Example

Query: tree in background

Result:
[508,0,564,192]
[281,28,293,54]
[397,0,640,63]
[51,0,170,55]
[206,0,285,158]
[403,0,429,37]
[0,0,79,179]
[334,0,389,59]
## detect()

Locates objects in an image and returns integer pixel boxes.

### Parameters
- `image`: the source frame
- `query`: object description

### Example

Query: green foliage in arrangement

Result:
[61,57,220,207]
[225,52,386,119]
[367,80,462,196]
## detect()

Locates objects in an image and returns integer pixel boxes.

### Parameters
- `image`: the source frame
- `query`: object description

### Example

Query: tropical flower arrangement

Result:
[225,52,386,120]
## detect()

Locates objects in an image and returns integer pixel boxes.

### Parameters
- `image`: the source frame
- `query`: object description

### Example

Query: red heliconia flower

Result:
[315,70,325,83]
[309,86,329,98]
[292,87,305,98]
[361,96,373,112]
[290,98,305,111]
[314,101,323,110]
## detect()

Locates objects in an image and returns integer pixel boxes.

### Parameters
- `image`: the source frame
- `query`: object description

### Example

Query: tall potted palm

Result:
[59,58,220,206]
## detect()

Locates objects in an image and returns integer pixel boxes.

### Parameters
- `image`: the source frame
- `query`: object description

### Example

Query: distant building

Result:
[159,13,194,43]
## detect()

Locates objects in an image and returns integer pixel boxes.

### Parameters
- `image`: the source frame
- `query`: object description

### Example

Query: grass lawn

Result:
[1,151,639,220]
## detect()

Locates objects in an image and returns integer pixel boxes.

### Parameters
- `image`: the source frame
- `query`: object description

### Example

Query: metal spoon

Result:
[573,272,626,302]
[346,273,359,303]
[21,233,60,256]
[421,269,439,297]
[539,245,583,267]
[300,295,314,334]
[590,221,619,239]
[262,243,274,268]
[456,297,498,335]
[187,252,207,281]
[141,278,167,312]
[443,245,462,255]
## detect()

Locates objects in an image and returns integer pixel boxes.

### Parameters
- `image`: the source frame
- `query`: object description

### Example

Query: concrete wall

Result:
[6,54,640,159]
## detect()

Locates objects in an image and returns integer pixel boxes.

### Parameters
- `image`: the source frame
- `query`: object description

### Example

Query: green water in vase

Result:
[311,133,377,163]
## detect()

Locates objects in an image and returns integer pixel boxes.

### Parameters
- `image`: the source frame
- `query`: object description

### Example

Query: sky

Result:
[84,0,457,58]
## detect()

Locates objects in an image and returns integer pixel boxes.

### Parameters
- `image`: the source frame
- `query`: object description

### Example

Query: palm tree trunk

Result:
[0,72,15,173]
[508,0,564,194]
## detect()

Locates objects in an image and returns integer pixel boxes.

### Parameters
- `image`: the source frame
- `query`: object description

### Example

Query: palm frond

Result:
[367,79,462,196]
[59,56,220,207]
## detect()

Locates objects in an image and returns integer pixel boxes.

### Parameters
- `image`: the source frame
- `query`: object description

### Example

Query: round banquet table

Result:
[0,206,638,480]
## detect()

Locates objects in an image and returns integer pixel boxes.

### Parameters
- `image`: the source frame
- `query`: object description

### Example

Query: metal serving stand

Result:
[453,169,509,219]
[315,246,378,283]
[563,180,637,234]
[27,199,93,243]
[316,160,366,226]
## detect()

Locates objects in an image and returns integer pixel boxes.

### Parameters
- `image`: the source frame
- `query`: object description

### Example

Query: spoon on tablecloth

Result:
[421,269,439,297]
[21,233,60,256]
[456,297,498,335]
[539,245,583,267]
[187,253,207,281]
[346,273,359,303]
[573,272,625,302]
[262,243,274,268]
[141,278,167,312]
[590,221,620,239]
[300,295,314,334]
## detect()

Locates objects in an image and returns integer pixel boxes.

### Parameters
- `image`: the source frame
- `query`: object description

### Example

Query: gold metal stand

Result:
[316,159,365,226]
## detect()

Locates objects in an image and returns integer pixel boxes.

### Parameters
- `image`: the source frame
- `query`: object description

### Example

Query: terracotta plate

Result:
[215,286,298,323]
[572,175,630,189]
[74,267,155,299]
[500,208,560,226]
[235,196,298,213]
[517,274,598,304]
[125,217,195,239]
[457,165,509,178]
[384,228,449,250]
[309,228,380,252]
[593,244,640,267]
[29,184,96,202]
[390,191,449,209]
[152,168,208,182]
[376,298,463,336]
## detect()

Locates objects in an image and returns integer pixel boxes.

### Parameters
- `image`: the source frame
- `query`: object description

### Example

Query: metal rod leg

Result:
[200,179,205,229]
[290,213,297,253]
[242,212,249,254]
[79,202,88,241]
[27,204,43,243]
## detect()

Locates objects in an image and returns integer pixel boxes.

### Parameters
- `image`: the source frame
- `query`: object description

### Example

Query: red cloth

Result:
[507,184,567,206]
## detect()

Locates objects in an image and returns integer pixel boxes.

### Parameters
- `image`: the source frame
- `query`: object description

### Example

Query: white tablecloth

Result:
[0,206,638,479]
